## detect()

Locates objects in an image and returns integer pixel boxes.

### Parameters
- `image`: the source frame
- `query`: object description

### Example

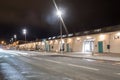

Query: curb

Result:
[61,55,120,62]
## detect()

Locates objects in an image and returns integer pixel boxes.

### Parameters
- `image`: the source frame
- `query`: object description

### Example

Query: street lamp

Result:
[14,34,17,41]
[22,29,27,44]
[52,0,68,53]
[57,10,62,17]
[56,10,63,53]
[11,38,13,42]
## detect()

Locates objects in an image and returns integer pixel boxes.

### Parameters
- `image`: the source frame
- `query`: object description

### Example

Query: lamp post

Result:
[14,34,17,42]
[56,10,63,53]
[23,29,27,44]
[53,0,68,53]
[10,38,13,44]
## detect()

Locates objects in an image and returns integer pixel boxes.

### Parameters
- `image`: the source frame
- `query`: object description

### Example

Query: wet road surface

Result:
[0,49,120,80]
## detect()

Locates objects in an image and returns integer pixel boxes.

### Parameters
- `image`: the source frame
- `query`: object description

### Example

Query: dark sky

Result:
[0,0,120,41]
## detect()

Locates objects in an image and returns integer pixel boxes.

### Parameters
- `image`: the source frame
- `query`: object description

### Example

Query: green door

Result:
[98,41,103,53]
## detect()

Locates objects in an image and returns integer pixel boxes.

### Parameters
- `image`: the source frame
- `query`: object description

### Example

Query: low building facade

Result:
[18,25,120,54]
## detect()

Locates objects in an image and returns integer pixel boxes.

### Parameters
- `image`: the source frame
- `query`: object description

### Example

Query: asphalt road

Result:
[0,49,120,80]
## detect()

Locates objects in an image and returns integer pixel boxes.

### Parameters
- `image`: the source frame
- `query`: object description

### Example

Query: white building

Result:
[19,25,120,54]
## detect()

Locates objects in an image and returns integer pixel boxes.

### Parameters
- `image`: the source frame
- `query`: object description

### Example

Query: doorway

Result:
[84,40,94,52]
[98,41,103,53]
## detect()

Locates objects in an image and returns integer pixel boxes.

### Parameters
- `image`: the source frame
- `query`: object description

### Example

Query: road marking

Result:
[25,75,40,78]
[66,63,99,71]
[84,59,96,62]
[45,59,64,64]
[21,71,29,74]
[35,57,99,71]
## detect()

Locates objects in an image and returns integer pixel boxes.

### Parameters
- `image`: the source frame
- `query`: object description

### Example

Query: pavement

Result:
[62,52,120,62]
[18,50,120,62]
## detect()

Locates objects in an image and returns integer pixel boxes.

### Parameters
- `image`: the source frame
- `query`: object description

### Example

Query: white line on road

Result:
[25,75,40,78]
[66,63,99,71]
[35,57,99,71]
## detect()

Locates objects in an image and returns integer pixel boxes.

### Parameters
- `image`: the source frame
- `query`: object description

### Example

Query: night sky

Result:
[0,0,120,41]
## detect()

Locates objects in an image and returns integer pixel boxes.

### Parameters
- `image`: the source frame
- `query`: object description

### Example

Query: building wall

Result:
[18,31,120,54]
[110,32,120,53]
[53,41,59,52]
[72,37,83,52]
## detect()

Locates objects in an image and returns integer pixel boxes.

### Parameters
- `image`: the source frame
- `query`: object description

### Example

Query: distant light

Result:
[23,29,27,35]
[94,29,101,32]
[14,34,17,39]
[52,36,56,39]
[48,37,52,40]
[68,34,73,37]
[11,38,13,41]
[16,41,19,44]
[1,41,4,44]
[62,35,67,37]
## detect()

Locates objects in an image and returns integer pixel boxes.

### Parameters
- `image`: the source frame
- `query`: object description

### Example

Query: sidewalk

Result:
[63,52,120,62]
[18,50,120,62]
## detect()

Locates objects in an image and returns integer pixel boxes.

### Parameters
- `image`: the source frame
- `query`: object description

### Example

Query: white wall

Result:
[110,32,120,53]
[19,31,120,54]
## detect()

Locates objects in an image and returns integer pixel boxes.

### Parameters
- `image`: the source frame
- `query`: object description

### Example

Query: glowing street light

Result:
[53,0,68,53]
[11,38,13,42]
[23,29,27,35]
[53,0,68,35]
[22,29,27,44]
[57,10,62,17]
[14,34,17,41]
